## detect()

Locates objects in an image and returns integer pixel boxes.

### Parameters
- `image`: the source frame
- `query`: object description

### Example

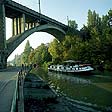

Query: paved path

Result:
[0,67,20,112]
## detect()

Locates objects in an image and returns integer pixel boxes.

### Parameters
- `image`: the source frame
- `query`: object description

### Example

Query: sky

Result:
[7,0,112,61]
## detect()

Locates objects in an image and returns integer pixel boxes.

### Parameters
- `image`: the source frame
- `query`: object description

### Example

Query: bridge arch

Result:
[7,24,66,57]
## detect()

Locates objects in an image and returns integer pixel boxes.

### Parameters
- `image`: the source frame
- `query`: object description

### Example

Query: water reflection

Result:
[49,72,91,84]
[47,71,112,109]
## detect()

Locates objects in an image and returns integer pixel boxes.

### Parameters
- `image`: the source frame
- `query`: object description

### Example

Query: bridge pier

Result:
[0,3,7,69]
[0,0,67,69]
[12,14,26,36]
[0,50,7,69]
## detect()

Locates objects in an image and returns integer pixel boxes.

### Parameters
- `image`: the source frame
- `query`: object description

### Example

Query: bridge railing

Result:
[10,73,18,112]
[16,66,32,112]
[7,65,32,112]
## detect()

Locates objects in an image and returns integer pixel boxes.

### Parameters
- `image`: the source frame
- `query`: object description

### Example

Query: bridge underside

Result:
[7,24,66,57]
[0,0,68,69]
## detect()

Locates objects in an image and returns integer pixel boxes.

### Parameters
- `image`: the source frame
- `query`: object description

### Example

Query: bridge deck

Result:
[4,0,67,30]
[0,67,19,112]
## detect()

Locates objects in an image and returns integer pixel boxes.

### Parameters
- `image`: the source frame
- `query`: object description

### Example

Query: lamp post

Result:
[38,0,41,14]
[38,0,41,23]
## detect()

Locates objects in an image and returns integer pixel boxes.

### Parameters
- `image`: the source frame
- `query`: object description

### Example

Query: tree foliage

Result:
[68,20,78,29]
[48,9,112,70]
[11,9,112,71]
[28,43,52,65]
[22,40,33,65]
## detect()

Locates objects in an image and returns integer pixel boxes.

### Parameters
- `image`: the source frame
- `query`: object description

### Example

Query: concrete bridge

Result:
[0,0,68,69]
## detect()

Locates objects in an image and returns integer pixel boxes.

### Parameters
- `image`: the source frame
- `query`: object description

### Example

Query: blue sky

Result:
[7,0,112,61]
[13,0,112,28]
[41,0,112,28]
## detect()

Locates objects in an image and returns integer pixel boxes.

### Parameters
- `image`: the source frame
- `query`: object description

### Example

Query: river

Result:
[32,68,112,111]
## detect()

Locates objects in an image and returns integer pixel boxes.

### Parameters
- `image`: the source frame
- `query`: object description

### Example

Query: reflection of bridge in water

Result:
[0,0,68,69]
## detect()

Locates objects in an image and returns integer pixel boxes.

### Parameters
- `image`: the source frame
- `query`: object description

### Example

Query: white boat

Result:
[48,60,94,74]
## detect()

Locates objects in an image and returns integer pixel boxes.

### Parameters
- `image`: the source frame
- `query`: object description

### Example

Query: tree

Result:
[11,54,22,66]
[80,25,91,40]
[68,20,78,29]
[48,39,63,63]
[29,43,52,65]
[22,40,33,65]
[87,10,101,29]
[12,9,112,71]
[87,10,93,27]
[67,20,79,36]
[36,43,52,64]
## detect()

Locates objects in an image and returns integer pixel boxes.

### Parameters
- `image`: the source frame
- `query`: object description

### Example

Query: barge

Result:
[48,60,94,74]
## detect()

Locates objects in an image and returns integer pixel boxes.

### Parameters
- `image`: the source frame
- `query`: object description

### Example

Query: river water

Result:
[33,69,112,111]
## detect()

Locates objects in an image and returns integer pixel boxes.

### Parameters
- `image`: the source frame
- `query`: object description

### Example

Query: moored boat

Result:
[48,60,94,74]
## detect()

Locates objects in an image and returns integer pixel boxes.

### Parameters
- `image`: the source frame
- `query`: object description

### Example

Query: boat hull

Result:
[48,69,93,75]
[48,61,94,75]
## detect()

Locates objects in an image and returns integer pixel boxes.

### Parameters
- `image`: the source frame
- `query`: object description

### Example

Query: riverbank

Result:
[31,67,112,111]
[24,72,73,112]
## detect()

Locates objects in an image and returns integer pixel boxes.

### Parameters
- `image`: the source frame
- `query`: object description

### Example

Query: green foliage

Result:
[11,9,112,71]
[48,39,63,64]
[87,10,101,29]
[13,54,22,66]
[29,43,52,65]
[67,20,79,36]
[48,9,112,71]
[80,25,91,40]
[68,20,78,29]
[22,40,33,65]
